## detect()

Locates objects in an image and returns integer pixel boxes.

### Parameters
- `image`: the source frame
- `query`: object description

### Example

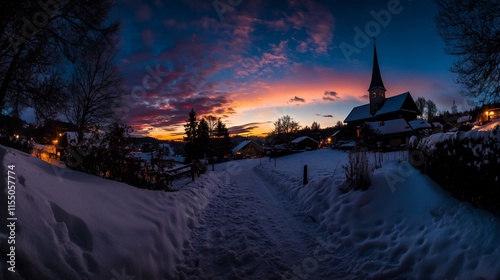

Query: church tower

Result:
[368,40,386,116]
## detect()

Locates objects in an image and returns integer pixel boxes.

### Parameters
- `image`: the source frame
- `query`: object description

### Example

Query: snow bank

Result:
[0,145,223,280]
[255,149,500,279]
[419,121,500,153]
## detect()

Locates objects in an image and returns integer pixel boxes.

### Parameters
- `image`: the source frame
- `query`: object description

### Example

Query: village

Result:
[0,0,499,279]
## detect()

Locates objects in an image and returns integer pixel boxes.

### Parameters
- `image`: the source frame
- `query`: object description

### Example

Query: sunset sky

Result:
[111,0,465,140]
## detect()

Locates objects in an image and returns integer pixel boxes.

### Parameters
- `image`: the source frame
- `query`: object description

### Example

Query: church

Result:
[344,41,423,147]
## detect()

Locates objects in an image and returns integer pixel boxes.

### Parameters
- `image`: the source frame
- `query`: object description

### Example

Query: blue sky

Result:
[104,0,464,139]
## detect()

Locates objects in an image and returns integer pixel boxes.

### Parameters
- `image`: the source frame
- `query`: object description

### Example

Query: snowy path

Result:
[177,160,355,279]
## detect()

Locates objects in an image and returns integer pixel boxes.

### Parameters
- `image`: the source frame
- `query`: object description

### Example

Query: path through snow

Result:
[177,159,358,279]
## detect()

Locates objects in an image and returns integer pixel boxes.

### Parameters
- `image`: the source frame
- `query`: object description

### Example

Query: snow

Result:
[457,115,472,123]
[231,140,252,154]
[2,143,500,279]
[344,92,417,123]
[255,149,500,279]
[0,145,225,279]
[291,136,318,143]
[343,104,372,123]
[366,118,412,135]
[419,120,500,152]
[130,151,185,163]
[408,119,432,130]
[373,92,410,116]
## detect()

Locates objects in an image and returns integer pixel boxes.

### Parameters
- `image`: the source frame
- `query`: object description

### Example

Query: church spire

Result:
[368,39,386,116]
[368,39,386,92]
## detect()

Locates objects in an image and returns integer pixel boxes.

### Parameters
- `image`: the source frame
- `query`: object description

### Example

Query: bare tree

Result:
[271,115,300,145]
[0,0,119,117]
[426,99,438,121]
[206,115,218,138]
[415,97,427,119]
[66,34,122,140]
[436,0,500,104]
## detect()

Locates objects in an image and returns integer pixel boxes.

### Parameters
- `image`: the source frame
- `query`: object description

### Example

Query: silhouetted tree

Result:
[451,100,459,114]
[66,33,122,141]
[426,99,438,121]
[0,0,119,117]
[184,109,198,161]
[436,0,499,104]
[416,97,427,119]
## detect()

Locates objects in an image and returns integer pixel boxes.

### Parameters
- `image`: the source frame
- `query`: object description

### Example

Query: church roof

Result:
[344,92,417,123]
[368,41,386,92]
[366,118,413,135]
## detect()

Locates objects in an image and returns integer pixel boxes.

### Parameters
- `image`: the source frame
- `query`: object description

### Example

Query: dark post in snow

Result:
[303,165,308,185]
[191,164,195,182]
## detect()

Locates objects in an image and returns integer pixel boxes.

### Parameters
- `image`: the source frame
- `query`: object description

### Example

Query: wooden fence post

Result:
[303,165,308,185]
[191,164,195,182]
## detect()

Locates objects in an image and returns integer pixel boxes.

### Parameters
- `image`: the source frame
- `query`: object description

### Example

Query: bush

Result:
[0,135,33,154]
[342,148,373,191]
[412,129,500,214]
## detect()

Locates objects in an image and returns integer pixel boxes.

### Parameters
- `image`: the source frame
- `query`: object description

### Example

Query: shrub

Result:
[0,135,33,154]
[342,148,373,191]
[412,128,500,214]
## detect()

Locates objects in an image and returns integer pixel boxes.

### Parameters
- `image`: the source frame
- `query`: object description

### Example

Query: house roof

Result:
[408,119,432,130]
[344,92,418,123]
[366,118,413,135]
[291,136,318,144]
[232,140,262,154]
[457,116,472,123]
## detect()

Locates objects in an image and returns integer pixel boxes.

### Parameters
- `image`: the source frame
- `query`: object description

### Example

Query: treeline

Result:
[183,109,232,163]
[265,115,346,147]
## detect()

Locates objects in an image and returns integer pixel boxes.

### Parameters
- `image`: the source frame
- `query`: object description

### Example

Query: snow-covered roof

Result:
[432,122,443,128]
[291,136,318,144]
[344,92,417,123]
[232,140,253,153]
[343,104,373,123]
[366,118,413,135]
[457,116,472,123]
[408,119,432,130]
[332,130,341,137]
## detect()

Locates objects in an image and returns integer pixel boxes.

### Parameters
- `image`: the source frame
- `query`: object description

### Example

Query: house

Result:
[366,119,413,149]
[344,40,420,138]
[232,140,265,158]
[291,136,318,151]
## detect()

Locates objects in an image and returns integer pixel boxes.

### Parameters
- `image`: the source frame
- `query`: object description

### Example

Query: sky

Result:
[109,0,465,140]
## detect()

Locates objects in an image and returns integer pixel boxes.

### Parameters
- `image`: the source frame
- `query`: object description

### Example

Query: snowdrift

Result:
[255,149,500,279]
[0,145,224,280]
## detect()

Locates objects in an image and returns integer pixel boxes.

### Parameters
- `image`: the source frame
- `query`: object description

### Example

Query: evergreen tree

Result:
[196,118,210,159]
[183,108,198,161]
[213,118,232,160]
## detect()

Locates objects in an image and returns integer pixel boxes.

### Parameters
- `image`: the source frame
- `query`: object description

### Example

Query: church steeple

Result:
[368,39,387,115]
